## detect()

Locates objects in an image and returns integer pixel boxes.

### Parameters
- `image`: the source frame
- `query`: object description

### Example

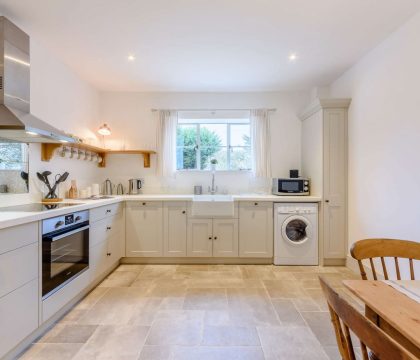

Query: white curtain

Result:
[250,109,271,178]
[156,110,177,177]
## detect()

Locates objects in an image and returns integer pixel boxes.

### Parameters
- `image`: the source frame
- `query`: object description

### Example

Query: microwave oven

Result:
[272,178,310,195]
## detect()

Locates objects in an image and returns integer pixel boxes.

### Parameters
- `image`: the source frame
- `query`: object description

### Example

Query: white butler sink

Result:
[192,195,234,217]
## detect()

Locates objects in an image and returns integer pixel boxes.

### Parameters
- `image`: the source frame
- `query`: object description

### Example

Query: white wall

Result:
[98,91,308,194]
[0,34,100,206]
[329,12,420,275]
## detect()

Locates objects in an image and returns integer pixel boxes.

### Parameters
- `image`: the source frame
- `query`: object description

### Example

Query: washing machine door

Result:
[281,215,312,245]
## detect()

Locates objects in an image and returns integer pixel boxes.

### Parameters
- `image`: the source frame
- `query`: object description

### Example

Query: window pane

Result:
[177,125,198,169]
[230,124,250,146]
[200,124,227,146]
[176,146,197,170]
[201,147,227,170]
[230,146,252,170]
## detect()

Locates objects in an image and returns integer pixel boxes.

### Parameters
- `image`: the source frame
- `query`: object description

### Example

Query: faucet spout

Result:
[209,171,217,195]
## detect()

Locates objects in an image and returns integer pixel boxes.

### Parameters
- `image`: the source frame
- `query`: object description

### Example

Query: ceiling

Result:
[0,0,419,92]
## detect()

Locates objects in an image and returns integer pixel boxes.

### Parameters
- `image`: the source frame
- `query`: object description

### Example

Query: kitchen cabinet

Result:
[187,218,238,257]
[164,202,187,257]
[301,98,350,264]
[90,209,124,281]
[239,202,273,258]
[0,222,38,359]
[187,219,213,257]
[126,201,163,257]
[213,219,239,257]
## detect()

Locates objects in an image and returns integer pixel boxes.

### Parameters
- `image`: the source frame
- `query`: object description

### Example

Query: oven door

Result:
[42,222,89,298]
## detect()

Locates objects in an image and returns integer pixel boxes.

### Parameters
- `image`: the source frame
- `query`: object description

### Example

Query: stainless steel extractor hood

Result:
[0,17,74,143]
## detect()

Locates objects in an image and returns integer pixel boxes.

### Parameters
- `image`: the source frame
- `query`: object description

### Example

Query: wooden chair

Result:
[319,276,417,360]
[350,239,420,280]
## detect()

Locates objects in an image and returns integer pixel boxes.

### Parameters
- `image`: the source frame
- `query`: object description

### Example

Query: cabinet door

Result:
[90,240,108,281]
[213,219,238,257]
[107,212,125,264]
[164,202,187,257]
[187,219,213,257]
[126,202,163,257]
[323,109,347,259]
[239,202,273,258]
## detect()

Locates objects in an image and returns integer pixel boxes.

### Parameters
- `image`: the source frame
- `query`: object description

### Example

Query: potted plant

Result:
[210,158,218,171]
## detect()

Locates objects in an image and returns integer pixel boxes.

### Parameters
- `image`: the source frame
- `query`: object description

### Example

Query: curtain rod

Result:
[151,108,276,112]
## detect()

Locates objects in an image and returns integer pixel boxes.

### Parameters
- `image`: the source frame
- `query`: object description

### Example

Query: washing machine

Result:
[274,203,318,265]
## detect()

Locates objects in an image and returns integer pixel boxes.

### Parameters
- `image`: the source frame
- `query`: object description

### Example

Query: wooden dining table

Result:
[343,280,420,358]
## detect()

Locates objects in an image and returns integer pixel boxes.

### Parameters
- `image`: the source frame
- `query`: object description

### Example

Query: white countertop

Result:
[0,194,321,230]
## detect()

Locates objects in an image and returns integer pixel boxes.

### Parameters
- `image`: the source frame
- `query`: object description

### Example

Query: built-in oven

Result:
[42,210,89,299]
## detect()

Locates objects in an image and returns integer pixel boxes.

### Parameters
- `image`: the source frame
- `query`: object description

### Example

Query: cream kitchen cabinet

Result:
[0,222,39,359]
[164,202,187,257]
[126,201,163,257]
[90,209,124,281]
[239,201,273,258]
[301,98,350,264]
[187,218,238,257]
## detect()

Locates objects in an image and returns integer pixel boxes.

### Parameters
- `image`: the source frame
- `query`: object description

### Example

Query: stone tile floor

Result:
[19,264,363,360]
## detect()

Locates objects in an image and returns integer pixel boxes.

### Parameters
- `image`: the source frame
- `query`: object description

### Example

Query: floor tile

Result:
[271,298,305,325]
[74,325,149,359]
[301,311,337,347]
[171,346,265,360]
[138,345,173,359]
[39,324,97,343]
[145,319,202,346]
[183,288,228,310]
[257,325,329,359]
[19,343,83,360]
[98,270,139,287]
[201,325,260,346]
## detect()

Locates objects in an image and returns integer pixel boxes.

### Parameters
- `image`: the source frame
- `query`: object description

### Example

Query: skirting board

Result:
[323,258,346,266]
[121,257,273,265]
[4,261,120,360]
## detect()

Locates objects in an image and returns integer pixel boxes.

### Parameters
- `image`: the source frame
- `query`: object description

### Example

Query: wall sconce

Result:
[98,123,111,136]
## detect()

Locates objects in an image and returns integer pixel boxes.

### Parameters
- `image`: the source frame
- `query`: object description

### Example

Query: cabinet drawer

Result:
[0,279,38,359]
[0,222,38,255]
[240,201,273,208]
[90,203,122,223]
[0,242,38,298]
[89,213,123,248]
[127,201,163,208]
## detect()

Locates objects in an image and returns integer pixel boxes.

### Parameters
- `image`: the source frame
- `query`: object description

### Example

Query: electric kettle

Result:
[128,178,143,195]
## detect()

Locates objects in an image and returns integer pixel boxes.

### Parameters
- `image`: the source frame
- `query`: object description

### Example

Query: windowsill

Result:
[176,169,252,174]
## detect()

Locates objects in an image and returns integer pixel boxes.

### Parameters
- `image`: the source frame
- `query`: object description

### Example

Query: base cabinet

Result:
[187,218,238,257]
[126,201,163,257]
[239,202,273,258]
[164,202,187,257]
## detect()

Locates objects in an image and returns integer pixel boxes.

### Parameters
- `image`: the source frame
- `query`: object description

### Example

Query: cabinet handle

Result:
[325,200,330,203]
[208,236,212,240]
[254,202,258,206]
[142,202,146,206]
[106,226,112,230]
[214,236,218,240]
[182,210,186,214]
[106,209,111,213]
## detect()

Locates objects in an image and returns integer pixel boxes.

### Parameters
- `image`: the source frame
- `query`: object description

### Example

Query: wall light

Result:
[98,123,111,136]
[127,54,136,62]
[288,53,298,62]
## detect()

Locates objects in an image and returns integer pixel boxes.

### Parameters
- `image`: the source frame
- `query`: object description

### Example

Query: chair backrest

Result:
[319,276,417,360]
[350,239,420,280]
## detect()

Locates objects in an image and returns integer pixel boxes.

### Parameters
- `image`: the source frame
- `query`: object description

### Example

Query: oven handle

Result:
[49,225,90,242]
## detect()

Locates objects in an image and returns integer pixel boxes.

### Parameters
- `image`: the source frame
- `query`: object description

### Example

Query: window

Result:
[0,142,28,170]
[176,111,251,171]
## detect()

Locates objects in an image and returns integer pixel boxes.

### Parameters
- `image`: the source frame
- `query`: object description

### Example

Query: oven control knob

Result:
[304,181,309,185]
[75,216,81,222]
[55,221,64,228]
[304,186,309,191]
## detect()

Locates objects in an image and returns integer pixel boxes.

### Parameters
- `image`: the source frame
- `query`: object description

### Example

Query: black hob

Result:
[0,203,82,212]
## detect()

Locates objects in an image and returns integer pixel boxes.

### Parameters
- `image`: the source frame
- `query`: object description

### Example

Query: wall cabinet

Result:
[239,202,273,258]
[164,202,187,257]
[301,98,350,263]
[126,201,163,257]
[187,218,238,257]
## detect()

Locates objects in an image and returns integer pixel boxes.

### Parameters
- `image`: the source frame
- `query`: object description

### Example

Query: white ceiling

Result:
[0,0,419,92]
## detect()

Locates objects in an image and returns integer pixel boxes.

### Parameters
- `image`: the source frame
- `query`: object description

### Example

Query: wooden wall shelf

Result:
[41,143,156,168]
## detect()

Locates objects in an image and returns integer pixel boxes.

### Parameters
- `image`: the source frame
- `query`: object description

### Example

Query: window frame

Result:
[176,119,252,172]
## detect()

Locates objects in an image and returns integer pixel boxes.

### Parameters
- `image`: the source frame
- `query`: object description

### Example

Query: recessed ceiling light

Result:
[59,139,68,143]
[288,53,298,62]
[25,131,38,136]
[127,54,136,61]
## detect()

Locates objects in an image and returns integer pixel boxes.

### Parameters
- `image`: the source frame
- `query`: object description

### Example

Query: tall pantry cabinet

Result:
[301,98,351,265]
